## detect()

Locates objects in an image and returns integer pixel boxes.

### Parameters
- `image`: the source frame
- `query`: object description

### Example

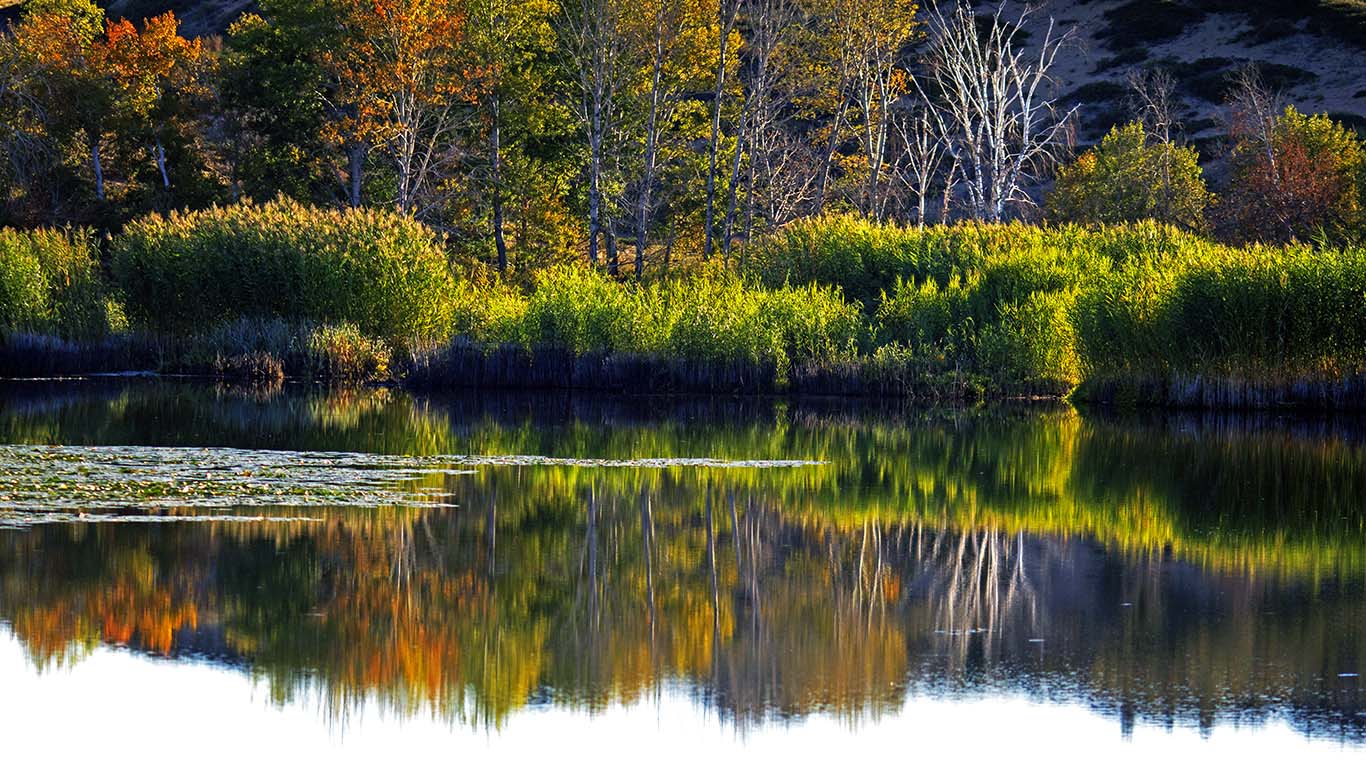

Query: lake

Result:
[0,380,1361,765]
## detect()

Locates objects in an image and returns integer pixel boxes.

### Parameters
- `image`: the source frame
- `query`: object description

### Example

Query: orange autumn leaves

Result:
[10,1,207,199]
[323,0,475,146]
[15,6,205,128]
[102,14,208,117]
[323,0,489,211]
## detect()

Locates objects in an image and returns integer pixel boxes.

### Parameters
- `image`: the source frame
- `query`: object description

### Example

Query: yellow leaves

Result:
[325,0,474,147]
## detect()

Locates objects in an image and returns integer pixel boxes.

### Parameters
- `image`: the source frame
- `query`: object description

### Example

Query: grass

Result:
[747,216,1366,405]
[1072,241,1366,406]
[109,198,457,348]
[415,264,864,393]
[6,202,1366,406]
[0,227,121,340]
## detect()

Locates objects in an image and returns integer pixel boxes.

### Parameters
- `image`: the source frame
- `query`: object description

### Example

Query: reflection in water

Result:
[0,381,1362,745]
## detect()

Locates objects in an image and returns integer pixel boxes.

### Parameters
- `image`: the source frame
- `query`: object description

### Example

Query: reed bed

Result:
[6,202,1366,406]
[109,198,456,346]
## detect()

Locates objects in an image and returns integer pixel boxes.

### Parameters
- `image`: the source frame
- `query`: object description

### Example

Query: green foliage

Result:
[109,198,458,346]
[1048,122,1211,229]
[220,2,339,204]
[516,264,635,353]
[446,263,862,377]
[747,214,974,311]
[874,276,970,348]
[0,227,120,338]
[753,216,1366,400]
[1073,241,1366,385]
[977,290,1079,391]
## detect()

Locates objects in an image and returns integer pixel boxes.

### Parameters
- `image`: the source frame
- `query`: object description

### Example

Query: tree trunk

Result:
[89,136,105,202]
[814,102,846,214]
[588,87,603,265]
[605,224,618,276]
[491,93,508,272]
[702,6,736,260]
[866,119,884,220]
[154,138,171,191]
[720,94,752,261]
[348,145,365,208]
[940,160,958,224]
[636,54,664,279]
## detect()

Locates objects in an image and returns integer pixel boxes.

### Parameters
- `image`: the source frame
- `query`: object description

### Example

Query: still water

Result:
[0,381,1361,764]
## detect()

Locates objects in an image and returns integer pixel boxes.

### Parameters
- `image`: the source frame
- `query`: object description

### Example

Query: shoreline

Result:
[8,336,1366,412]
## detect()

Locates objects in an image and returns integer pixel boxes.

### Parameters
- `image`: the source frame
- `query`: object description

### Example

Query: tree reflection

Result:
[0,382,1362,739]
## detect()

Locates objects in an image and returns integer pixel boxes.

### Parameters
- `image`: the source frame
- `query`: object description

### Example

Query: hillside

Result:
[1026,0,1366,151]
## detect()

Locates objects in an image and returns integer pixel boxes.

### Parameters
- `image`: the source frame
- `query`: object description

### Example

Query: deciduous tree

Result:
[324,0,473,213]
[1219,104,1366,244]
[1047,121,1210,229]
[920,1,1075,222]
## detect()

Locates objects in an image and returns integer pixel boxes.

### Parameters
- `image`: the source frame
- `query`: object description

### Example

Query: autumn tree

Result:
[611,0,724,270]
[718,0,799,256]
[563,0,630,269]
[741,0,816,236]
[101,13,211,208]
[1218,96,1366,244]
[325,0,473,214]
[795,0,858,216]
[0,20,47,223]
[1047,122,1210,229]
[9,0,114,205]
[463,0,561,272]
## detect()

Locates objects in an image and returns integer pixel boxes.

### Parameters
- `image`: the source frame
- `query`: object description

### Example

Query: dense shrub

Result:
[0,227,120,338]
[1048,122,1211,230]
[109,198,457,345]
[1216,107,1366,245]
[517,264,634,353]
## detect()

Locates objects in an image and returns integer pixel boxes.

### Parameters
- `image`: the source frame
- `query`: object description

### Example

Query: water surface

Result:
[0,381,1361,763]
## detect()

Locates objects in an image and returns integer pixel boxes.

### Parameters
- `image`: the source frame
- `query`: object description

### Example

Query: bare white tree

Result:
[920,0,1076,222]
[1127,67,1180,144]
[847,0,918,221]
[1223,64,1284,188]
[1126,67,1186,225]
[895,106,948,227]
[721,0,799,258]
[564,0,627,267]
